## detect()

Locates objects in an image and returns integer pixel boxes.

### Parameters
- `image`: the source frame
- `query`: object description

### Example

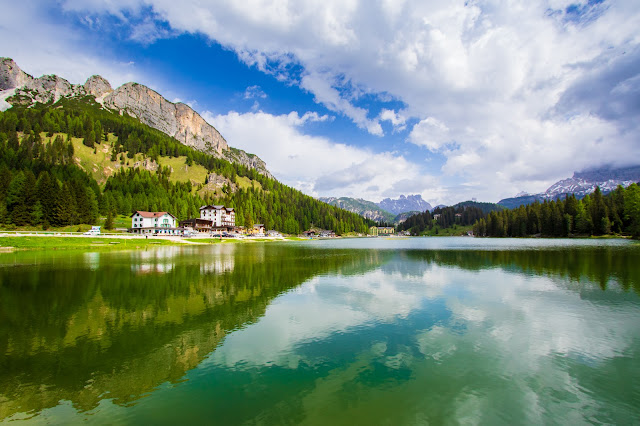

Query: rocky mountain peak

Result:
[0,58,273,178]
[378,194,433,215]
[84,75,112,98]
[103,82,229,156]
[0,57,32,90]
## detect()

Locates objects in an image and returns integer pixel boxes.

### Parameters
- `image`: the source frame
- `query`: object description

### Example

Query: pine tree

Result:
[104,210,114,230]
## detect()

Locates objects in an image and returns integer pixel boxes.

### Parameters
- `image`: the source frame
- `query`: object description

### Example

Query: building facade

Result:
[199,205,235,228]
[369,226,395,236]
[130,211,181,235]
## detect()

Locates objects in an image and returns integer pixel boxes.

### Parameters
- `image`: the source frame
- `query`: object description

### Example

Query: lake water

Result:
[1,238,639,424]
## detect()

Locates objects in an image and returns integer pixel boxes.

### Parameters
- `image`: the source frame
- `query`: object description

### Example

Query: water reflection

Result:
[0,242,639,424]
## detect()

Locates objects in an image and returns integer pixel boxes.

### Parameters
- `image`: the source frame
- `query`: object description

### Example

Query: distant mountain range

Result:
[499,165,640,209]
[378,194,432,215]
[319,194,433,224]
[317,197,397,223]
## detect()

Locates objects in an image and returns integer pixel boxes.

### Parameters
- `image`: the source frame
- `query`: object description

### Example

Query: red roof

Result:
[131,211,176,219]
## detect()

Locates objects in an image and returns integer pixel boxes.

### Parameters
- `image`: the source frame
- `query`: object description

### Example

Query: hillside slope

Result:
[319,197,396,223]
[0,57,272,177]
[0,99,370,235]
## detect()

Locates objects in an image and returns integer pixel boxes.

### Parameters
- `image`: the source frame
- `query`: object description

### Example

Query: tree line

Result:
[473,186,640,238]
[397,205,486,235]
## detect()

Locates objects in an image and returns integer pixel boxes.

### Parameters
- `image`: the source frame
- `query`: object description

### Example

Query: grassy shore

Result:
[0,234,311,252]
[0,236,183,251]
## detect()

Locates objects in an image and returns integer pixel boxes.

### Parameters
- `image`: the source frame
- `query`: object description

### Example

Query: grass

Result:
[35,133,266,197]
[157,156,208,185]
[236,175,263,191]
[0,236,182,251]
[0,215,133,233]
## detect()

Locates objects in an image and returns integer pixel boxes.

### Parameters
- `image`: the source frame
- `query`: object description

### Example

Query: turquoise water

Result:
[1,238,639,424]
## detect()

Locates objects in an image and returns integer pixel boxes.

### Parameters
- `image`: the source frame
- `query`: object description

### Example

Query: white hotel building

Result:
[199,205,235,228]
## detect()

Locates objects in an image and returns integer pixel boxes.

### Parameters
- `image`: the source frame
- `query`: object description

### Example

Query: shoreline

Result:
[0,233,307,252]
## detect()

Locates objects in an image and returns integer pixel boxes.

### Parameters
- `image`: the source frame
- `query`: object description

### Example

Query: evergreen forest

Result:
[473,186,640,238]
[397,205,487,235]
[0,99,370,234]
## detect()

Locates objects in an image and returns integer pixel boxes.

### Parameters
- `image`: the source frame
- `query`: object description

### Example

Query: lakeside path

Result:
[0,233,304,251]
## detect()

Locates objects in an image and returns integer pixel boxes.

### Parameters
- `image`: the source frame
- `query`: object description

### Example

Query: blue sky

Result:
[1,0,639,205]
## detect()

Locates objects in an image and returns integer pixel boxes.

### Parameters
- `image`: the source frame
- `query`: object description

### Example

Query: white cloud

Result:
[202,109,441,202]
[6,0,640,203]
[379,108,407,132]
[243,85,267,99]
[409,117,450,151]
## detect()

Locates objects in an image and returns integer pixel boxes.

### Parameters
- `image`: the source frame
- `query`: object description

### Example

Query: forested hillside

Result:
[0,100,370,234]
[474,186,640,238]
[397,205,486,235]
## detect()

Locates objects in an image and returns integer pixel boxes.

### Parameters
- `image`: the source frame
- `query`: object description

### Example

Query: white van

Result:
[84,226,101,236]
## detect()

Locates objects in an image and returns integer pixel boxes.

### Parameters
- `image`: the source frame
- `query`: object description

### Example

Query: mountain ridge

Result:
[318,197,396,223]
[319,194,434,224]
[0,58,272,178]
[499,165,640,209]
[378,194,432,215]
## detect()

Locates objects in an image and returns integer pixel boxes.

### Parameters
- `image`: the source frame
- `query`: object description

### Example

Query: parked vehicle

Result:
[84,226,101,236]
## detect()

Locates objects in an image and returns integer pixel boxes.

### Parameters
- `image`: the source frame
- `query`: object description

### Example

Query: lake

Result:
[1,237,639,424]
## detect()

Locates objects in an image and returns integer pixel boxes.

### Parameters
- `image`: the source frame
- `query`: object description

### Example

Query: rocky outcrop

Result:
[204,172,237,193]
[103,83,228,156]
[0,58,32,90]
[223,148,274,179]
[84,75,112,99]
[0,58,273,178]
[25,74,83,104]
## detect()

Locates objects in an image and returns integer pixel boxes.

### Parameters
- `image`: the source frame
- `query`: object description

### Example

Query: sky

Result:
[1,0,639,205]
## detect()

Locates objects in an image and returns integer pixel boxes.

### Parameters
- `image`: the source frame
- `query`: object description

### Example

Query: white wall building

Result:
[200,205,235,228]
[200,205,224,226]
[130,211,180,234]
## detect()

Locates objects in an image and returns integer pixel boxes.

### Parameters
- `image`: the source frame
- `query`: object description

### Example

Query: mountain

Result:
[393,211,421,224]
[499,165,640,209]
[377,194,432,215]
[0,61,371,235]
[319,197,395,223]
[0,58,271,177]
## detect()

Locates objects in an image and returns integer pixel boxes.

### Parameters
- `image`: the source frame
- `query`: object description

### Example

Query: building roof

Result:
[131,211,177,219]
[199,205,224,210]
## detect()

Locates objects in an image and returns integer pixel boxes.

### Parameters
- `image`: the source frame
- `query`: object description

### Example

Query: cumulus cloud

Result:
[409,117,451,151]
[202,109,441,202]
[6,0,640,202]
[379,108,407,132]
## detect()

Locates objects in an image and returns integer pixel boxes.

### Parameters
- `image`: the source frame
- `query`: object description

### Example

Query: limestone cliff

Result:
[0,58,32,90]
[102,83,229,156]
[0,58,273,178]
